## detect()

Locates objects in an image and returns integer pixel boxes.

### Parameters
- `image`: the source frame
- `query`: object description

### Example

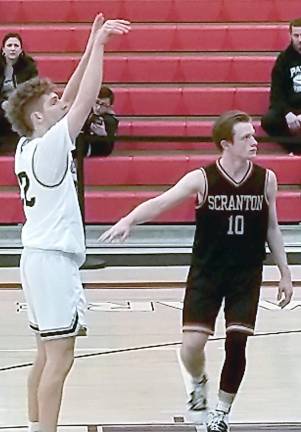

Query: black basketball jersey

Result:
[192,159,269,269]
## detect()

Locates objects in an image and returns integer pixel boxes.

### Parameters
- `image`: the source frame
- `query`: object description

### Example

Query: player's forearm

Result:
[267,226,290,277]
[75,42,104,114]
[123,198,166,226]
[62,31,95,105]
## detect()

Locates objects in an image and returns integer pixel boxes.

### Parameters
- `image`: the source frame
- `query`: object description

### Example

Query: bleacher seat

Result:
[1,0,300,23]
[0,0,300,226]
[37,56,275,84]
[0,191,299,224]
[3,155,300,186]
[0,155,300,223]
[0,25,290,53]
[113,87,270,116]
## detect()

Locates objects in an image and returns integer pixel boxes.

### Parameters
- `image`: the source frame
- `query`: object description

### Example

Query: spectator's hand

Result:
[95,19,130,45]
[277,274,293,308]
[90,119,107,136]
[285,112,301,131]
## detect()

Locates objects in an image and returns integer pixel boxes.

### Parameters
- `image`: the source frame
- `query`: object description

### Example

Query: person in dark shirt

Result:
[261,18,301,154]
[0,32,38,151]
[99,110,293,432]
[79,85,119,156]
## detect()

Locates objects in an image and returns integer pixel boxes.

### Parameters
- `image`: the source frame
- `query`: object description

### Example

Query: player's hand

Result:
[95,19,130,45]
[98,218,131,243]
[285,112,300,131]
[1,100,8,111]
[277,274,293,308]
[296,114,301,123]
[91,13,105,37]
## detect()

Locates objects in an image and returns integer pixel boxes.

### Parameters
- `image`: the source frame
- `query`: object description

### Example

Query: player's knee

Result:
[58,348,74,375]
[45,339,75,375]
[32,353,46,373]
[224,331,248,360]
[47,353,74,380]
[220,332,249,393]
[182,331,208,356]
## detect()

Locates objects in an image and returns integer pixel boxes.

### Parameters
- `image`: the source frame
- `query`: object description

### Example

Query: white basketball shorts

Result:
[20,247,87,340]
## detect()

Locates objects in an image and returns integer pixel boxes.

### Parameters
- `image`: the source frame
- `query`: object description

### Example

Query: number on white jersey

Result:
[17,171,36,207]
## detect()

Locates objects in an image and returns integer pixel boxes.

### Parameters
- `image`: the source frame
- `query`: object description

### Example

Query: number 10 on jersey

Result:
[227,215,244,235]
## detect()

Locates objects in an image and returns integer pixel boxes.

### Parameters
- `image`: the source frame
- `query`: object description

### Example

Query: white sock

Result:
[28,421,40,432]
[216,389,235,413]
[192,373,206,385]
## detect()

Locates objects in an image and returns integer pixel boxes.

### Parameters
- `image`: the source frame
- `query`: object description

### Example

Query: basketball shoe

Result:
[206,409,229,432]
[188,373,208,412]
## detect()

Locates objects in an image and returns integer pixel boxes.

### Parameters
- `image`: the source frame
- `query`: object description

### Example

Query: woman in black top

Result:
[0,32,38,150]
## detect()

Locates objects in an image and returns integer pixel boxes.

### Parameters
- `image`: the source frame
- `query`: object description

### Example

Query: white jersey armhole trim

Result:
[32,144,69,188]
[264,169,270,206]
[195,167,208,209]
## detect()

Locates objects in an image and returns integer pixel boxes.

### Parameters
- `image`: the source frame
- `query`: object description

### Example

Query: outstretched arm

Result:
[61,13,104,107]
[266,170,293,307]
[99,169,206,242]
[66,19,130,141]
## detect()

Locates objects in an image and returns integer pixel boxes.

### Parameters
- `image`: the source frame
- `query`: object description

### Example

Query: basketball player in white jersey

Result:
[4,15,130,432]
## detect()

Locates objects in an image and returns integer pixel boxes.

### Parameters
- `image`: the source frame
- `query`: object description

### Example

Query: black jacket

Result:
[82,112,119,156]
[270,44,301,114]
[0,53,38,103]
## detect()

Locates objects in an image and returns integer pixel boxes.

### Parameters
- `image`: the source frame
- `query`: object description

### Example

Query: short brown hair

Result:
[98,85,114,104]
[289,18,301,32]
[4,77,55,137]
[212,110,251,151]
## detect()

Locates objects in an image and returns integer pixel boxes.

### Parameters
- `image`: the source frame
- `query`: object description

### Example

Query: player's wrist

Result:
[279,265,291,278]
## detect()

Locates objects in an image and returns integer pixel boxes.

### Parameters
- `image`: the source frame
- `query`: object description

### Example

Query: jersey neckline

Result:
[216,158,253,187]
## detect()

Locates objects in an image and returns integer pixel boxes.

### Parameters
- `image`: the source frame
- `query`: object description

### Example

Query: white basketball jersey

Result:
[15,117,85,263]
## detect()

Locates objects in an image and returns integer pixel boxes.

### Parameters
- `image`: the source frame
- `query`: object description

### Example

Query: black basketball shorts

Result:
[183,258,263,335]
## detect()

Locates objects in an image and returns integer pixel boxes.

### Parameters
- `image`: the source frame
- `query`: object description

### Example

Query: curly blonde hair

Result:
[4,77,55,137]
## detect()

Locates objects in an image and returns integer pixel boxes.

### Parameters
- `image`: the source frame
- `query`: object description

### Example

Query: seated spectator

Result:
[79,85,119,157]
[0,32,38,151]
[261,18,301,154]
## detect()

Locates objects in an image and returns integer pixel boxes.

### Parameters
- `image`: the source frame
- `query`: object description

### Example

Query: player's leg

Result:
[20,249,45,432]
[181,263,223,415]
[206,331,249,432]
[22,249,87,432]
[218,331,249,410]
[181,331,208,380]
[180,331,209,412]
[207,266,262,432]
[27,335,46,430]
[38,336,75,432]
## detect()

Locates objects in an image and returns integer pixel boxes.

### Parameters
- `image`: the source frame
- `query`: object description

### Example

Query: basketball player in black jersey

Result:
[99,110,293,432]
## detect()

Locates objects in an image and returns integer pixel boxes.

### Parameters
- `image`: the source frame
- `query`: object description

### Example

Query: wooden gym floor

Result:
[0,272,301,431]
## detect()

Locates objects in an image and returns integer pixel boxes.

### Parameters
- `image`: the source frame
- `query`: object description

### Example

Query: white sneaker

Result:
[188,374,208,412]
[206,409,229,432]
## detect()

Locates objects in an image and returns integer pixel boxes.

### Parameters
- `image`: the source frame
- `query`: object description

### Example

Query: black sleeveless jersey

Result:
[192,160,269,269]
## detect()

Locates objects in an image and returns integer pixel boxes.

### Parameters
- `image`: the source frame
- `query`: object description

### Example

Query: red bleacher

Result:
[0,155,300,223]
[0,25,290,53]
[2,155,300,187]
[37,56,275,84]
[0,191,300,224]
[85,191,301,223]
[0,0,300,224]
[112,87,270,116]
[1,0,300,23]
